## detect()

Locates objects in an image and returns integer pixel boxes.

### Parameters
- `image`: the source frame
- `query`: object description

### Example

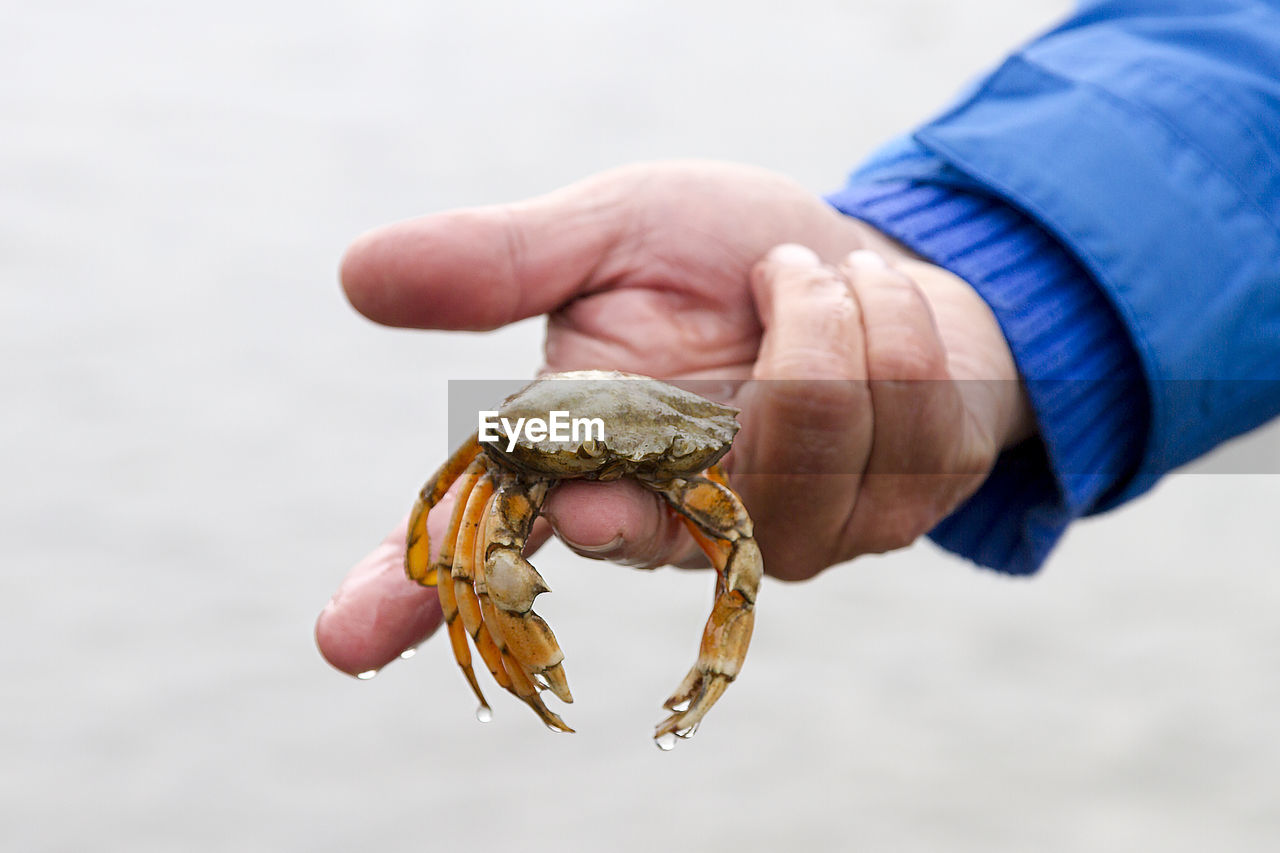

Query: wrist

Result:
[890,255,1036,453]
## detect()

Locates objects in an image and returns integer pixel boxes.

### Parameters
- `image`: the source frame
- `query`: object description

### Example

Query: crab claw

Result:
[483,494,574,706]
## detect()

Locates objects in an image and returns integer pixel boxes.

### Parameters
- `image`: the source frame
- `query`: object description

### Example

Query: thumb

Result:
[340,175,630,331]
[540,479,703,569]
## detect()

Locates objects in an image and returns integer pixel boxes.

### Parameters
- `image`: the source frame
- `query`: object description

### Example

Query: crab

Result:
[405,370,762,745]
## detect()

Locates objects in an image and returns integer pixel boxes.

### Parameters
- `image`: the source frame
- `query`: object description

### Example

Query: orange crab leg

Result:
[703,463,732,491]
[650,464,762,740]
[430,459,490,714]
[406,432,482,585]
[466,475,572,732]
[450,471,514,694]
[499,653,574,733]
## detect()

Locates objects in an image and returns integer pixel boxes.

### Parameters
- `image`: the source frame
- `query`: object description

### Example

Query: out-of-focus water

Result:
[5,2,1279,851]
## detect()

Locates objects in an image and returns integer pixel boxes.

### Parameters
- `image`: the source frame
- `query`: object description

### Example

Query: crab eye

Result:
[672,436,693,456]
[577,439,601,458]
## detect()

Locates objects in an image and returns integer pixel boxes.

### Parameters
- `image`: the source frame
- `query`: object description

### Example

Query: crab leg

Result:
[649,464,762,740]
[480,476,575,708]
[428,458,491,714]
[406,432,482,585]
[449,469,517,698]
[473,483,573,733]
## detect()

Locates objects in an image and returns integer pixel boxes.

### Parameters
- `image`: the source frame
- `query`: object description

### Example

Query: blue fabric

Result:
[829,0,1280,573]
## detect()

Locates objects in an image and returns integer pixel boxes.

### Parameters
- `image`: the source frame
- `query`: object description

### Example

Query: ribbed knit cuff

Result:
[827,177,1148,574]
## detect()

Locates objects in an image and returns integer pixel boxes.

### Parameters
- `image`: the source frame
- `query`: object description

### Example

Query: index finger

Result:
[316,513,557,677]
[314,518,443,677]
[340,178,629,331]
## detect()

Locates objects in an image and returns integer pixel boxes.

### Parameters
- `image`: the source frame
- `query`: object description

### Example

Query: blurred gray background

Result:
[5,2,1279,851]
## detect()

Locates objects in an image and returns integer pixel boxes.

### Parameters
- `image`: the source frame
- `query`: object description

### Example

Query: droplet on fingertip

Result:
[356,669,378,680]
[399,647,417,660]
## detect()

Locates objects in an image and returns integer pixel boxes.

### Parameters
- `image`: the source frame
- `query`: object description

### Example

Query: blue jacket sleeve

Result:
[830,0,1280,572]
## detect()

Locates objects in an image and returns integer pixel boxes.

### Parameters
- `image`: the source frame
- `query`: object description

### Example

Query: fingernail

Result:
[561,533,624,557]
[844,249,888,269]
[767,243,821,267]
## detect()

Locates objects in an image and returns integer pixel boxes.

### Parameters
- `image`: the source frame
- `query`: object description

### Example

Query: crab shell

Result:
[485,370,740,479]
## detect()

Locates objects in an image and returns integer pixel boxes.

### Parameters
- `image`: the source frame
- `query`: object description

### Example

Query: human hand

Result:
[316,161,1032,676]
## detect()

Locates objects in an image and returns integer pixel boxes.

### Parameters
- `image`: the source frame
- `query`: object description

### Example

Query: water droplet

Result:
[399,647,417,660]
[356,669,378,680]
[677,722,700,740]
[475,705,493,723]
[669,699,691,713]
[654,732,678,751]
